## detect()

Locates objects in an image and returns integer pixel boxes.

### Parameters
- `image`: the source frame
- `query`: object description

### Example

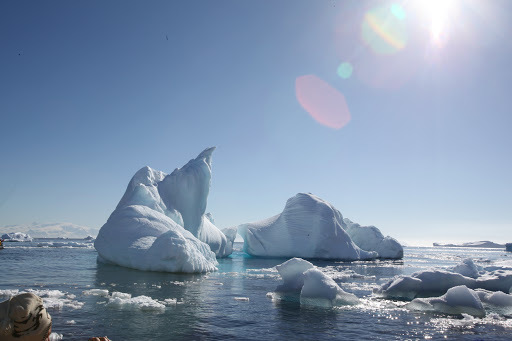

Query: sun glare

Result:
[418,0,455,46]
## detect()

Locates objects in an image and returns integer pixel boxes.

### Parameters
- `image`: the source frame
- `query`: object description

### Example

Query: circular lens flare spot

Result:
[362,4,408,55]
[295,75,351,130]
[390,3,406,20]
[337,62,353,79]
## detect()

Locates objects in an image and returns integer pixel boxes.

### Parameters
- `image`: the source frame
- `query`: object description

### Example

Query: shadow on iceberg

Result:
[95,148,234,273]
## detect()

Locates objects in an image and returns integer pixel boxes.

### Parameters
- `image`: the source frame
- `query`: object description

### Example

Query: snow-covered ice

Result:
[1,232,32,242]
[95,148,234,273]
[238,193,379,260]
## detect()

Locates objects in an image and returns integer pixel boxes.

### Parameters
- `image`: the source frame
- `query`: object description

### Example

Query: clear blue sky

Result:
[1,0,511,245]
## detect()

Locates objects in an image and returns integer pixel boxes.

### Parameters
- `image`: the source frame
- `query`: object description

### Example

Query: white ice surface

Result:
[343,218,403,259]
[95,148,233,273]
[238,193,377,260]
[406,285,486,317]
[95,205,218,273]
[300,268,360,307]
[273,258,359,307]
[376,259,512,300]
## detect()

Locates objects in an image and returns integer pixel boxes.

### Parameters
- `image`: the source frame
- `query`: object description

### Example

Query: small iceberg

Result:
[270,258,359,308]
[1,232,33,242]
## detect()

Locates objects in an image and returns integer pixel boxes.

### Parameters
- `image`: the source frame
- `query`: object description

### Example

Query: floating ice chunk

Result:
[300,268,359,307]
[49,333,64,341]
[107,292,165,311]
[376,262,512,300]
[234,297,250,302]
[238,193,377,260]
[162,298,178,305]
[376,270,475,300]
[451,259,482,279]
[37,241,92,248]
[406,285,485,317]
[474,289,512,307]
[275,258,315,292]
[65,320,76,325]
[343,218,403,259]
[83,289,109,297]
[111,292,131,299]
[273,258,359,307]
[0,289,20,297]
[1,232,32,242]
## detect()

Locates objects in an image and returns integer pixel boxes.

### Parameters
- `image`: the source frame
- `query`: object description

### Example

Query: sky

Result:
[1,0,511,245]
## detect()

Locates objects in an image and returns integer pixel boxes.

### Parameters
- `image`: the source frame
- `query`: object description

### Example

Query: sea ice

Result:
[107,292,165,312]
[376,259,512,300]
[1,232,32,242]
[95,148,233,273]
[343,218,403,259]
[237,193,378,260]
[450,259,482,279]
[273,258,359,307]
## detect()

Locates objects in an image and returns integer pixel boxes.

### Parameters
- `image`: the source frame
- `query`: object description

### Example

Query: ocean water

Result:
[1,239,512,340]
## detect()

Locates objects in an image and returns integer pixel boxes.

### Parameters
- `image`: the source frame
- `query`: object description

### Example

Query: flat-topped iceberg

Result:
[1,232,32,242]
[270,258,360,307]
[95,148,233,273]
[433,241,505,248]
[238,193,401,260]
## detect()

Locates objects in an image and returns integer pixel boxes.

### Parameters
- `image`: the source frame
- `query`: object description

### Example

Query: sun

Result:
[417,0,456,46]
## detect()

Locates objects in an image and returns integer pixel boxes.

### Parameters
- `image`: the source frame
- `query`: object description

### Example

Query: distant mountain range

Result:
[433,241,505,249]
[0,222,99,238]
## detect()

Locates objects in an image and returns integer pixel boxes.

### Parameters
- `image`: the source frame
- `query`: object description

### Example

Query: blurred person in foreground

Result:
[0,292,111,341]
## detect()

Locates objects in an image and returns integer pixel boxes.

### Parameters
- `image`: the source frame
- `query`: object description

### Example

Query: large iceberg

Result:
[238,193,401,260]
[95,148,234,273]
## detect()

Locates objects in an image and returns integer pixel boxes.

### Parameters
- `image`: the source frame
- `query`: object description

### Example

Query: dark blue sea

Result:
[2,239,511,340]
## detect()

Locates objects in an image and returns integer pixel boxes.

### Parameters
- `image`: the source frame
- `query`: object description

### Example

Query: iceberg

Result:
[433,241,505,248]
[1,232,32,242]
[343,218,403,259]
[95,148,233,273]
[238,193,401,260]
[271,258,359,307]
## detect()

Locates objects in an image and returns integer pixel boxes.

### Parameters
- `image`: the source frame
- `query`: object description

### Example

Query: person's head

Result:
[0,293,52,341]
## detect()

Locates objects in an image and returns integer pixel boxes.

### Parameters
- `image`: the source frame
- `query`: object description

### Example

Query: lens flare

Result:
[295,75,351,130]
[362,4,408,55]
[337,62,353,79]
